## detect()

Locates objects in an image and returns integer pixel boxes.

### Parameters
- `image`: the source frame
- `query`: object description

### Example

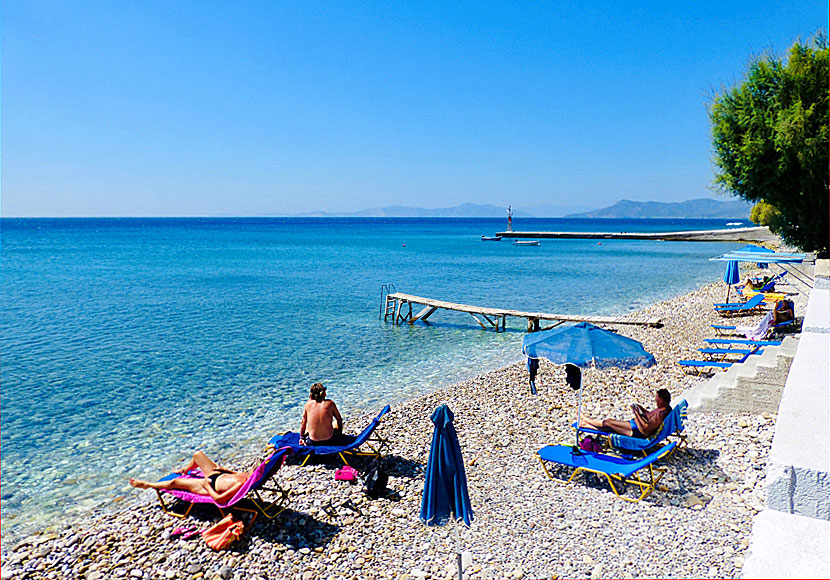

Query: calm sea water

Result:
[0,217,747,544]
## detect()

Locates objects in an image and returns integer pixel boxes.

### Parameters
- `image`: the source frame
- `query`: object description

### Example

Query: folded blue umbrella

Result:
[723,260,740,302]
[420,405,473,580]
[420,404,473,527]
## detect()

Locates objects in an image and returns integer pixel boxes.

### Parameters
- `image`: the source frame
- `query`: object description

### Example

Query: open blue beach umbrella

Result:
[421,405,473,579]
[724,260,740,302]
[522,322,656,447]
[738,244,774,268]
[522,322,656,370]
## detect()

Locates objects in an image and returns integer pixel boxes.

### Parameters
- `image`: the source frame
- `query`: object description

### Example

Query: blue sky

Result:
[2,1,827,216]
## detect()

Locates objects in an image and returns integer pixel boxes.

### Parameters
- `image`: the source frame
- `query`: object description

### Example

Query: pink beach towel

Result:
[160,447,290,508]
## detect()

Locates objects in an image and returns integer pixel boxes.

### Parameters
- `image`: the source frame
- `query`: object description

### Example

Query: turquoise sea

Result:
[0,217,746,545]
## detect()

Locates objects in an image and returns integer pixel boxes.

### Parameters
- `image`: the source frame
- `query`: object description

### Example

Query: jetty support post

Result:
[527,318,541,333]
[411,306,438,324]
[396,300,413,324]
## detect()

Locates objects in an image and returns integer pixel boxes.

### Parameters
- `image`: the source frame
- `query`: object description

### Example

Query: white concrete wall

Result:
[764,263,829,519]
[743,260,830,578]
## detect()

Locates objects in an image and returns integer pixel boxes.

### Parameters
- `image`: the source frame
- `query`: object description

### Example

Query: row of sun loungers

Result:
[157,396,690,517]
[677,338,781,374]
[683,288,794,373]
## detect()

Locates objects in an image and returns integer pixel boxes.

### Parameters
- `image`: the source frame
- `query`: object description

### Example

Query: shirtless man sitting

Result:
[580,388,671,438]
[299,382,344,446]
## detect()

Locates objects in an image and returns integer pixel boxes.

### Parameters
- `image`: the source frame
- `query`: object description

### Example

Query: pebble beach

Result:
[2,279,799,580]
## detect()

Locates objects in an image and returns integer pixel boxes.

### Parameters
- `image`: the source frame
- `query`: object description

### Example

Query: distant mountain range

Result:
[566,198,752,219]
[299,203,534,218]
[295,198,752,218]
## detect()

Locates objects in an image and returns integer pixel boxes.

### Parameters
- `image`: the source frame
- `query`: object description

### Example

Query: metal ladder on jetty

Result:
[379,283,398,321]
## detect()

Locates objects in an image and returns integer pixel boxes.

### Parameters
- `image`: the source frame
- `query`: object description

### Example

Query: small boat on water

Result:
[726,222,743,226]
[481,236,502,241]
[513,240,540,246]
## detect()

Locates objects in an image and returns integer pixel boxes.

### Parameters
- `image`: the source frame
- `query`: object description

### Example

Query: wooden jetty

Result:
[382,292,661,332]
[495,226,776,243]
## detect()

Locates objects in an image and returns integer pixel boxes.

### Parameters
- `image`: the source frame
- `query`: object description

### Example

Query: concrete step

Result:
[684,338,797,414]
[742,510,830,578]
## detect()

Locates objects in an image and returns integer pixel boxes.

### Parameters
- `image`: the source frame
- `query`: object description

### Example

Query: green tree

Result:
[710,35,829,254]
[750,201,784,230]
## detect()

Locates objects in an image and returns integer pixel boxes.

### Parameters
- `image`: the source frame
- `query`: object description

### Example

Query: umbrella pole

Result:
[455,517,463,580]
[574,374,584,449]
[726,284,731,303]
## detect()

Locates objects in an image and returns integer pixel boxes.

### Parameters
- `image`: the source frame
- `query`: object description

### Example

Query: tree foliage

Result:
[750,201,784,229]
[710,35,829,254]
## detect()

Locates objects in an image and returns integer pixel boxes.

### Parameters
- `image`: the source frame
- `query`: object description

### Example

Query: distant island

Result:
[566,198,752,219]
[298,203,534,218]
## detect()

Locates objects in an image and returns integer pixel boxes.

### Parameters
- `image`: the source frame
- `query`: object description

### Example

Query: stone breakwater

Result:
[2,281,786,580]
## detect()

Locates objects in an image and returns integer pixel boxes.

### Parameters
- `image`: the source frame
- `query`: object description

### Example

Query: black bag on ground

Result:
[362,458,388,498]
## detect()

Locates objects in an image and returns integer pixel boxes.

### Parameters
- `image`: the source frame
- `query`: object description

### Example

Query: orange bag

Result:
[201,514,245,550]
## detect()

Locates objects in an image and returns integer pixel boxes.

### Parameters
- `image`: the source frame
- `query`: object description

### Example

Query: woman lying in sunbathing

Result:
[129,450,251,503]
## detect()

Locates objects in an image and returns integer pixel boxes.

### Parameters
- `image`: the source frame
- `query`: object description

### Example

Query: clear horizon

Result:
[2,2,827,217]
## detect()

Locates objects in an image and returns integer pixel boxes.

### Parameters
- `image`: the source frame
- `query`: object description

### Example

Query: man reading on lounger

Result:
[299,382,344,446]
[773,299,794,325]
[580,388,671,438]
[128,450,251,503]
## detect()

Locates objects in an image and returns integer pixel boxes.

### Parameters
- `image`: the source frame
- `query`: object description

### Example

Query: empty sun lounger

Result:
[713,293,766,308]
[697,347,758,357]
[267,405,391,466]
[703,338,782,346]
[677,359,735,373]
[156,446,292,519]
[714,294,766,316]
[537,440,678,502]
[574,400,688,456]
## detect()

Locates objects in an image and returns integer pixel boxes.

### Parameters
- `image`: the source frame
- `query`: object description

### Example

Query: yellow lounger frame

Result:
[538,445,674,503]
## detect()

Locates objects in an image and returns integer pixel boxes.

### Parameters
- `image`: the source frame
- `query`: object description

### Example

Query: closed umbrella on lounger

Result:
[724,260,740,302]
[522,322,656,449]
[420,404,473,580]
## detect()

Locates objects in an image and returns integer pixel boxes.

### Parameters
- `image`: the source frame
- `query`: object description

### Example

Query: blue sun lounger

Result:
[573,400,688,456]
[703,338,782,346]
[266,405,391,466]
[697,347,758,357]
[714,294,766,316]
[711,320,795,336]
[537,440,678,502]
[677,359,735,373]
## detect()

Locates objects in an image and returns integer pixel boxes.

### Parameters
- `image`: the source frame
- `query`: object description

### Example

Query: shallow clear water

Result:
[0,217,746,543]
